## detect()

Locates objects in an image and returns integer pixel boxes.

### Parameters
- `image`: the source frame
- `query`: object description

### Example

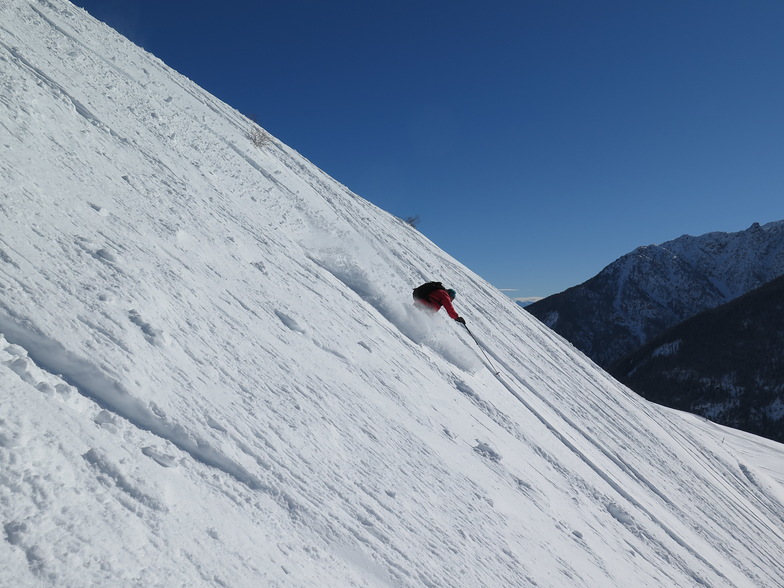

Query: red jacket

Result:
[417,288,459,320]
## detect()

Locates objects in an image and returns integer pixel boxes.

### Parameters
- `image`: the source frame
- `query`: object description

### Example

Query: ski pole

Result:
[461,323,500,375]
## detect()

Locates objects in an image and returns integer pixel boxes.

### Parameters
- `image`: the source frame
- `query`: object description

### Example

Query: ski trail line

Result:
[471,331,728,584]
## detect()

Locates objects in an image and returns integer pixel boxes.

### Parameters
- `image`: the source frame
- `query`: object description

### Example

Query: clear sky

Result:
[68,0,784,299]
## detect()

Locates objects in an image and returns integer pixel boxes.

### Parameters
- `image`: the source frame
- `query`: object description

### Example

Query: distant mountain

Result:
[611,274,784,443]
[513,297,541,308]
[526,220,784,368]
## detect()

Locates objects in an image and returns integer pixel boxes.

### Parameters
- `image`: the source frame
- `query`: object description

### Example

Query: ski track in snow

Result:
[1,1,784,586]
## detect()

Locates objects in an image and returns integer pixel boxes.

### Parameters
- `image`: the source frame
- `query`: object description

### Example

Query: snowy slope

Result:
[2,1,784,586]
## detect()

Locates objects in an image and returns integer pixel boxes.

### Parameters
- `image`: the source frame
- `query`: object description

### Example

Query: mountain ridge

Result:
[527,220,784,367]
[611,273,784,443]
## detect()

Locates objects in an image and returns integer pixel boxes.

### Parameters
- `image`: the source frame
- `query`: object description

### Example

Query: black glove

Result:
[455,316,466,325]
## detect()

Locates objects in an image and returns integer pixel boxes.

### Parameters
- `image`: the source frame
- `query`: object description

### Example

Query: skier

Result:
[412,282,466,324]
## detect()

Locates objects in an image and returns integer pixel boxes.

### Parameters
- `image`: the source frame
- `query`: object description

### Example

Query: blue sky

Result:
[69,0,784,298]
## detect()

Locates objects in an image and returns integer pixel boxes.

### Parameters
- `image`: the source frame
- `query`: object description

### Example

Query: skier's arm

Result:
[433,290,460,320]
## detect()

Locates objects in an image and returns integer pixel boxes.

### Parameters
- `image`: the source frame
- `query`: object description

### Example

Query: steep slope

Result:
[2,1,784,586]
[612,274,784,443]
[526,221,784,367]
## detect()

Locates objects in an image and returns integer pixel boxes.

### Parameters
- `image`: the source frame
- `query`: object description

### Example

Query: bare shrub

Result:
[403,215,421,229]
[248,125,270,148]
[246,114,270,148]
